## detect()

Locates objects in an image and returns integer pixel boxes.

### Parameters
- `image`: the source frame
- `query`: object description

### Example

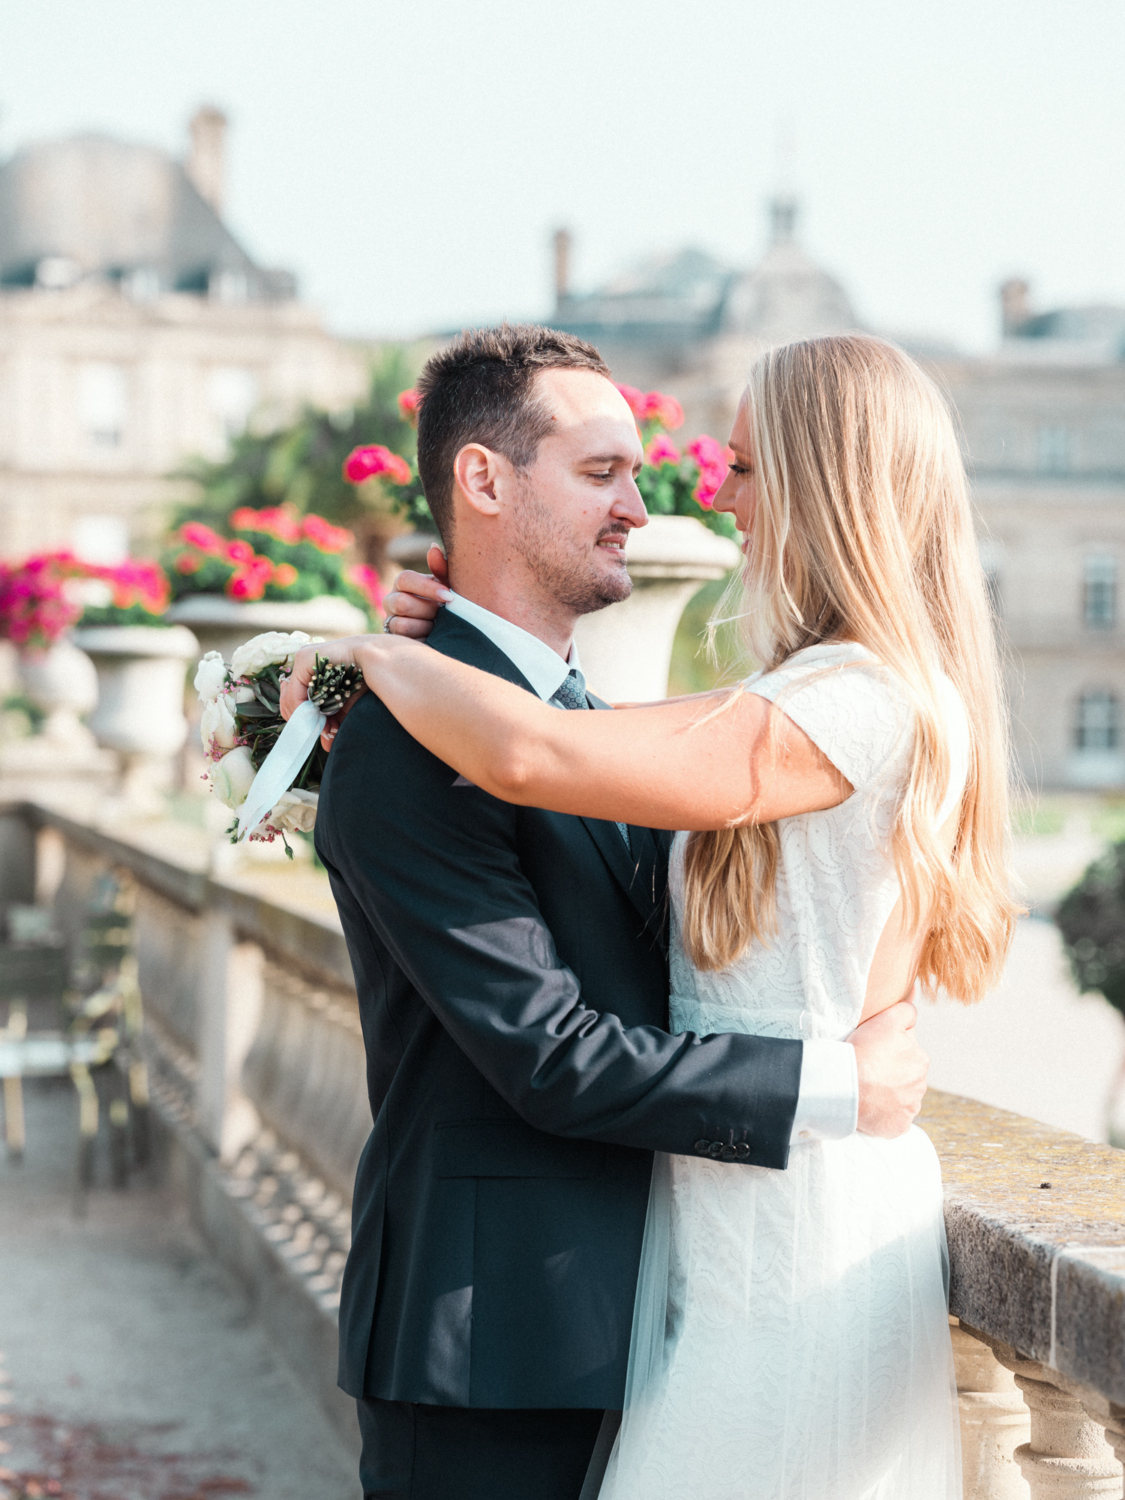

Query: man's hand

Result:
[383,545,452,638]
[850,999,929,1138]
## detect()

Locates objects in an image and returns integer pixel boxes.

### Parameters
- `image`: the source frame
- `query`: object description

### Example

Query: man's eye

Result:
[588,471,613,481]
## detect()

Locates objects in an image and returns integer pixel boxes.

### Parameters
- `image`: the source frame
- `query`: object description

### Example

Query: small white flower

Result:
[209,745,258,809]
[193,651,230,703]
[267,787,319,835]
[230,630,314,681]
[200,693,239,753]
[233,684,257,703]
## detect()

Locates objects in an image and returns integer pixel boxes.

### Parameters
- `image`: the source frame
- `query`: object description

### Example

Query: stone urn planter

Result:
[388,516,740,701]
[16,638,100,746]
[166,594,370,663]
[71,624,201,810]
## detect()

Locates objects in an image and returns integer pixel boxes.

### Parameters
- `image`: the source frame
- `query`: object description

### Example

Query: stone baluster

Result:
[951,1320,1030,1499]
[991,1347,1123,1499]
[196,910,264,1163]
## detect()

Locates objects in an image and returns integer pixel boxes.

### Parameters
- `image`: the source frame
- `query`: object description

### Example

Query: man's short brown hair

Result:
[415,324,611,544]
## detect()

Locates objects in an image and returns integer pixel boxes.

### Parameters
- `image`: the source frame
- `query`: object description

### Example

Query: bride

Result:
[286,333,1016,1498]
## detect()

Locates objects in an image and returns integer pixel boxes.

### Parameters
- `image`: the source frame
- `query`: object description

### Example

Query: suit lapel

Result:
[584,692,665,931]
[429,614,666,929]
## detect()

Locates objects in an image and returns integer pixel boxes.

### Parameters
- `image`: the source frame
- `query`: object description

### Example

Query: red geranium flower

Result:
[343,445,413,487]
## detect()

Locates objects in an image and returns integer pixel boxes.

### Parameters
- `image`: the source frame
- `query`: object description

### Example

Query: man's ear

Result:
[453,444,503,518]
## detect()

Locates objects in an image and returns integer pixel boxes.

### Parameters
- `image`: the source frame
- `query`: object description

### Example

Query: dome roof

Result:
[719,198,859,344]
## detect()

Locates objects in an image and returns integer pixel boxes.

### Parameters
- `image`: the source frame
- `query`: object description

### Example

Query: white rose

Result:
[230,631,314,681]
[233,684,257,704]
[200,693,239,753]
[193,651,230,703]
[267,787,319,835]
[209,745,258,809]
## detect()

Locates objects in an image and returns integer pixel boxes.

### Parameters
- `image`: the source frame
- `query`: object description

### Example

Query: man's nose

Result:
[613,475,649,529]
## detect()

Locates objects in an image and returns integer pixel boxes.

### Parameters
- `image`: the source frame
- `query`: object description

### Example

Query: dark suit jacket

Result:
[316,609,803,1409]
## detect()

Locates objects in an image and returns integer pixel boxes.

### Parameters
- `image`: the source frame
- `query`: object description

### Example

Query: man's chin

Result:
[574,568,633,616]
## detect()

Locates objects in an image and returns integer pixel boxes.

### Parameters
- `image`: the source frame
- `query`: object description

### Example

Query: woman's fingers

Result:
[386,614,437,639]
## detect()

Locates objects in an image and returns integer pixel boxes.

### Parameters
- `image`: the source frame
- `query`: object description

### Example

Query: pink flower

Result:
[687,435,734,508]
[615,384,646,419]
[180,522,225,553]
[644,434,682,468]
[397,389,422,424]
[225,539,255,565]
[347,564,385,612]
[230,504,303,544]
[640,391,684,431]
[343,445,412,487]
[301,514,355,553]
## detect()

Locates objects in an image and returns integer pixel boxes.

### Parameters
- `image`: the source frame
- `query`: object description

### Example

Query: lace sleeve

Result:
[747,642,912,792]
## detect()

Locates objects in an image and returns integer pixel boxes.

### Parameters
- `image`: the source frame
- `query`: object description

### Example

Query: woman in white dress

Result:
[293,333,1017,1498]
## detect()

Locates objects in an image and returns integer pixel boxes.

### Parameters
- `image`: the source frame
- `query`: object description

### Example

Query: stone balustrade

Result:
[2,798,1124,1487]
[921,1092,1125,1498]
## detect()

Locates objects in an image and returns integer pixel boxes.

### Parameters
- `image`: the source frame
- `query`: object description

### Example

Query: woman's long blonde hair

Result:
[681,334,1018,1003]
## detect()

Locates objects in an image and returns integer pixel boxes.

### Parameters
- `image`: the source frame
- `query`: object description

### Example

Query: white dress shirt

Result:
[442,591,858,1144]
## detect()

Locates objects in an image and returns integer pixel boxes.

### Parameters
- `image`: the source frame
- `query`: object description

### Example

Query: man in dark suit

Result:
[286,325,928,1500]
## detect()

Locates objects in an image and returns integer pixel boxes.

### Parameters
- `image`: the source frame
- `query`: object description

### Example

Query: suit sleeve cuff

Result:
[789,1039,858,1143]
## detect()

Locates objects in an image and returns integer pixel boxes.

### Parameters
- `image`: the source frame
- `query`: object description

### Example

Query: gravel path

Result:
[0,1077,357,1500]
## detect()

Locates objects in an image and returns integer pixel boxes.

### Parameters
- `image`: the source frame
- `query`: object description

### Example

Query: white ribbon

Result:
[234,698,325,842]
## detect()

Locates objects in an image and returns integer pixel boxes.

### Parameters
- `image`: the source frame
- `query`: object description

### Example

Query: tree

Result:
[174,343,431,537]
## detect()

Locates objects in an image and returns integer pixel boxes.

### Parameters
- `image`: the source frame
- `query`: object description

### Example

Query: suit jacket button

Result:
[707,1141,723,1158]
[735,1143,751,1159]
[720,1144,738,1161]
[693,1139,711,1155]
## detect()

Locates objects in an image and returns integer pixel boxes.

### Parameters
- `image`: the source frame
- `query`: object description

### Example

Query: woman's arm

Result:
[282,635,851,830]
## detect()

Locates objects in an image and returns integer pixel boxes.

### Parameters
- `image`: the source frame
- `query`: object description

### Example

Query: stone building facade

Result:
[0,109,365,559]
[555,208,1125,790]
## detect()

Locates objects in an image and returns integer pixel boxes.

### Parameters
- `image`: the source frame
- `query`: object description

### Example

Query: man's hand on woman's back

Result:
[850,999,929,1137]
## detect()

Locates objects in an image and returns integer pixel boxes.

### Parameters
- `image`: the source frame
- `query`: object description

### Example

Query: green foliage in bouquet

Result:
[1054,840,1125,1018]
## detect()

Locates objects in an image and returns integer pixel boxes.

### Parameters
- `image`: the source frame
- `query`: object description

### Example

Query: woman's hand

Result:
[280,635,378,750]
[384,545,453,639]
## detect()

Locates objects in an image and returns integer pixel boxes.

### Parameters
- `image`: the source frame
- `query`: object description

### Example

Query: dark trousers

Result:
[356,1397,606,1500]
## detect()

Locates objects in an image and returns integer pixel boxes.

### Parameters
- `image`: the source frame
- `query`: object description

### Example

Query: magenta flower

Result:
[640,391,684,431]
[645,434,682,468]
[343,445,412,487]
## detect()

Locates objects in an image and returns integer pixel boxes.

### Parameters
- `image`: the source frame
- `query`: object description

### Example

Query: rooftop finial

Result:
[770,196,798,244]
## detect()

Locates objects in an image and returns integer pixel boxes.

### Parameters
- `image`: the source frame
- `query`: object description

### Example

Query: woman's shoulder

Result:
[747,641,912,794]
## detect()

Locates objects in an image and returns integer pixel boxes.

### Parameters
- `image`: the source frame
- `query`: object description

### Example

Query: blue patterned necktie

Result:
[549,669,631,851]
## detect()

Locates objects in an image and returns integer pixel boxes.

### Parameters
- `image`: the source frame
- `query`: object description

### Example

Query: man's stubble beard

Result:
[511,481,632,617]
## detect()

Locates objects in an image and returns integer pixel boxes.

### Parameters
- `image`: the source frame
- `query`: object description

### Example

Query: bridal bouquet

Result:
[196,630,362,856]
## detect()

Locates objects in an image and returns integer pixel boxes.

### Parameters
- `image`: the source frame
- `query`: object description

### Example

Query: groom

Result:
[288,325,928,1500]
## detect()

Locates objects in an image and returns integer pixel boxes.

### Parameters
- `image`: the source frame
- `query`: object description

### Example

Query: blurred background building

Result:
[0,107,364,561]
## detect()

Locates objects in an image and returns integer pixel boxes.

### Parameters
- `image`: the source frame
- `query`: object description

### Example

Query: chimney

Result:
[1000,278,1031,336]
[553,228,571,310]
[187,105,228,216]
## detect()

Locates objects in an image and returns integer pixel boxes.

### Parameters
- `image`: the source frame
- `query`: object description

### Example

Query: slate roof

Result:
[0,133,293,300]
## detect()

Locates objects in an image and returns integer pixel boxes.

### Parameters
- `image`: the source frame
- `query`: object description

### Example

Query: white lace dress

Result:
[599,642,967,1500]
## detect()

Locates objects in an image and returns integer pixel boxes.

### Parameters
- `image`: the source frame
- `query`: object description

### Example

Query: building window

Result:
[1038,425,1071,473]
[207,366,259,441]
[1075,691,1120,752]
[1084,554,1117,630]
[77,363,129,449]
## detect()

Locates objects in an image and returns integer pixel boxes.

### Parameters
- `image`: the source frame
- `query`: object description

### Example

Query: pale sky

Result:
[3,0,1123,353]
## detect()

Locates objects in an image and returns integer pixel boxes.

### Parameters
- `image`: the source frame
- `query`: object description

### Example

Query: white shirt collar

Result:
[442,591,580,702]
